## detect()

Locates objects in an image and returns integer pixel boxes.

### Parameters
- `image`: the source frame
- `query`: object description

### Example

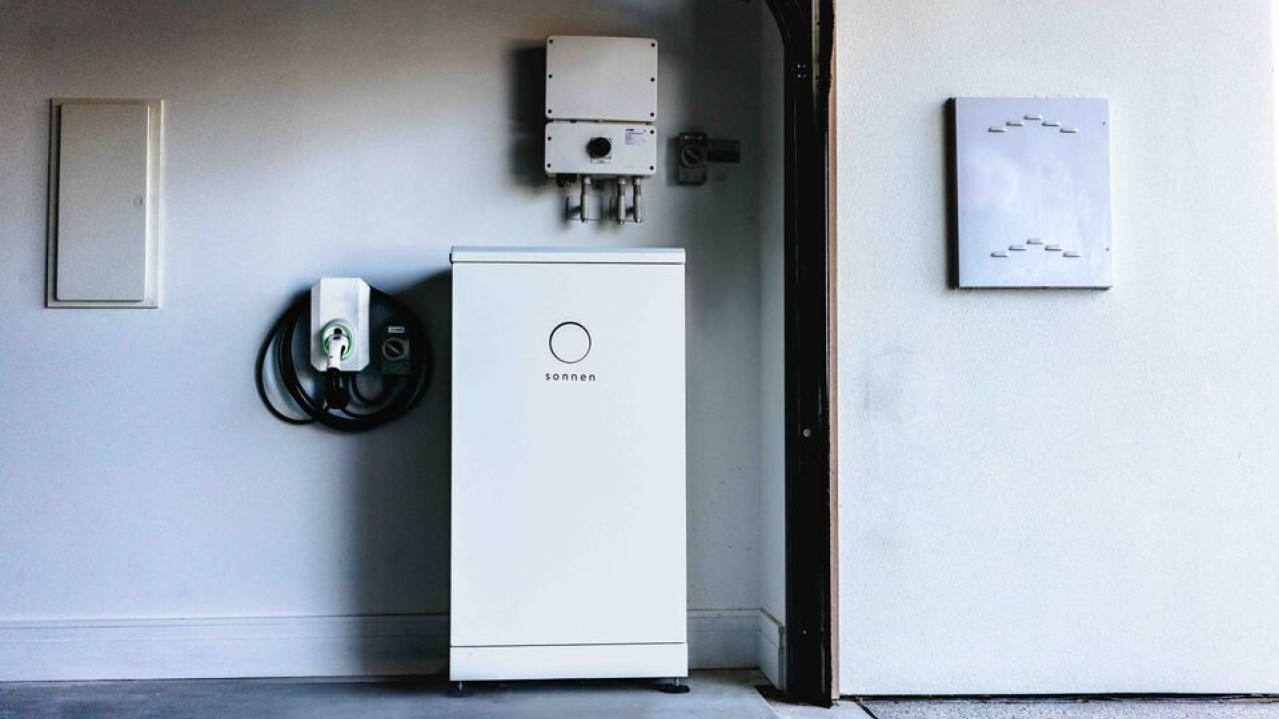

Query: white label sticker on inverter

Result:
[625,129,647,146]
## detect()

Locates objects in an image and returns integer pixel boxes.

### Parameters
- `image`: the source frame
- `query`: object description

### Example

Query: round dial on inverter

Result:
[586,137,612,159]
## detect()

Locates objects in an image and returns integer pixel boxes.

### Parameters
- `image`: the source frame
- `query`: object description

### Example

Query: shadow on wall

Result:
[509,43,549,189]
[943,99,960,288]
[353,270,453,674]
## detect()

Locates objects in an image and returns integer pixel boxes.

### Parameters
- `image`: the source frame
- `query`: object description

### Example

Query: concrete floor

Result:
[766,698,1279,719]
[0,670,776,719]
[4,670,1278,719]
[852,699,1279,719]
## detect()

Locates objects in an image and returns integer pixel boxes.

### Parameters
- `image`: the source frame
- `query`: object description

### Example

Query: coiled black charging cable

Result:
[255,287,431,432]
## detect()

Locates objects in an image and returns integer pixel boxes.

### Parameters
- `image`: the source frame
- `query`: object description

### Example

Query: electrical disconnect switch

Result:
[676,133,742,186]
[543,35,657,225]
[380,325,411,377]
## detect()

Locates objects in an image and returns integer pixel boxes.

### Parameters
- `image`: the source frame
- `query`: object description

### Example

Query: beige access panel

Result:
[47,99,163,308]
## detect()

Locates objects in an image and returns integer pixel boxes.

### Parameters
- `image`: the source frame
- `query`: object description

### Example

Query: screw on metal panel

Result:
[802,428,812,438]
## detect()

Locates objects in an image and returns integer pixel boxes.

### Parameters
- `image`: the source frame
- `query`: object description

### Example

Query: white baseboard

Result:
[756,609,785,690]
[686,609,760,669]
[0,614,447,682]
[0,610,776,682]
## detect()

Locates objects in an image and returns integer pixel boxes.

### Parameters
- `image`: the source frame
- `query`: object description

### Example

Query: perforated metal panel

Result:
[954,97,1112,289]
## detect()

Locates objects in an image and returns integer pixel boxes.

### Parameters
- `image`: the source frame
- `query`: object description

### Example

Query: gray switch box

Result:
[954,97,1112,289]
[47,99,162,308]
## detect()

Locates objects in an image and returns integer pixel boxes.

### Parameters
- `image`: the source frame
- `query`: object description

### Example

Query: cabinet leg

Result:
[448,681,472,697]
[658,677,690,694]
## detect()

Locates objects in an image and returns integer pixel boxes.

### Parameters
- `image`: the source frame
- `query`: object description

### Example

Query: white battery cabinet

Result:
[450,247,687,684]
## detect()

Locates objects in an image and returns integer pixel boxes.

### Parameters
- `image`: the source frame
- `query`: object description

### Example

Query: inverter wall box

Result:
[449,246,688,682]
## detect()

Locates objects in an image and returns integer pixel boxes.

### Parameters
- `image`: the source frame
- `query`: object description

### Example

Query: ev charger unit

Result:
[309,278,370,373]
[255,278,431,432]
[449,247,688,691]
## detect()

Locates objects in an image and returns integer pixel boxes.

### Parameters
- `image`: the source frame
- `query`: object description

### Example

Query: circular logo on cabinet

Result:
[549,321,591,364]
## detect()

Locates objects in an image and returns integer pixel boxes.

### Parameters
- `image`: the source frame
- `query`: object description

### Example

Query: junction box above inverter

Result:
[545,36,657,123]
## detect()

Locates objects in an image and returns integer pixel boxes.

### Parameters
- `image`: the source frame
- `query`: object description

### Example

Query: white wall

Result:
[837,0,1279,695]
[0,0,774,678]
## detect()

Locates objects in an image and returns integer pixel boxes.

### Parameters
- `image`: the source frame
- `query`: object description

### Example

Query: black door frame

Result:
[760,0,837,706]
